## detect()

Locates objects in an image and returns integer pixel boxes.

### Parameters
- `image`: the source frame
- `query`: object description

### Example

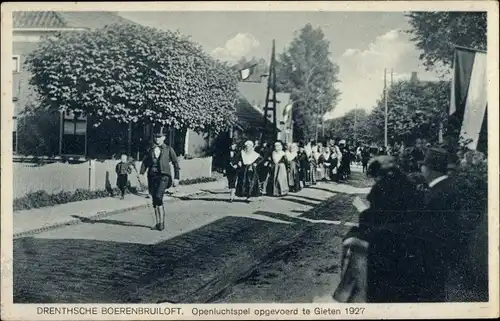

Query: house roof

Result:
[235,81,292,132]
[13,11,137,29]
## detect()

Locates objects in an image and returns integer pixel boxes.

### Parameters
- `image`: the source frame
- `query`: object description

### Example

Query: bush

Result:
[14,176,219,211]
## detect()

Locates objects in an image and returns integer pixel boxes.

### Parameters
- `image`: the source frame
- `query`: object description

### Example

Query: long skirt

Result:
[236,166,260,198]
[288,161,301,192]
[310,162,317,185]
[302,162,312,186]
[316,163,326,181]
[267,163,289,196]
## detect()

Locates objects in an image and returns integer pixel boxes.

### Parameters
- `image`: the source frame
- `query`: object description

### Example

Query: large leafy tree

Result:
[406,12,487,71]
[366,80,450,145]
[324,109,373,144]
[26,24,238,134]
[276,24,340,141]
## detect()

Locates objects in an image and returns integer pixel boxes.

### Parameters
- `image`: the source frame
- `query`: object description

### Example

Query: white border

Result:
[1,2,499,320]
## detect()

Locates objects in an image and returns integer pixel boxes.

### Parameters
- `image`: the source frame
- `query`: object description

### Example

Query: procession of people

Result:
[223,138,360,203]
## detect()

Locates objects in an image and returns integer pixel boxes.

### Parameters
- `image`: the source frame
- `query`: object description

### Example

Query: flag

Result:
[238,64,257,81]
[449,47,488,152]
[282,103,293,123]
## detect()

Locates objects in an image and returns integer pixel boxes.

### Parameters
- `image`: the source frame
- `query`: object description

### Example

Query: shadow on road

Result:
[71,215,152,229]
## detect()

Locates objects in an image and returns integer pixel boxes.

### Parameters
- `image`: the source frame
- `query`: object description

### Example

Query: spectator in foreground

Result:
[333,156,428,303]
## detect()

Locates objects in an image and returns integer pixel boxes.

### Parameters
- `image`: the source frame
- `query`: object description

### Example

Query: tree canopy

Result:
[406,12,487,71]
[324,109,373,145]
[366,80,450,145]
[276,24,340,141]
[26,24,238,134]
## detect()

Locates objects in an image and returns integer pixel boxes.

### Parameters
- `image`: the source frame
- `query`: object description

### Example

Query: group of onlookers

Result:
[333,141,488,303]
[224,139,356,202]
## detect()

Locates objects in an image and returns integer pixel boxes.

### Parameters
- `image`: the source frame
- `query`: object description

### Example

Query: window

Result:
[13,55,20,73]
[63,110,87,136]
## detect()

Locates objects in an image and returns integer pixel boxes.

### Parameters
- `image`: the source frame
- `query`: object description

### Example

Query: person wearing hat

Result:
[140,127,180,231]
[417,147,462,301]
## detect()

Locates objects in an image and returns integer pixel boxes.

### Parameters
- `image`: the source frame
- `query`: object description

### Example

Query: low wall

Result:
[13,156,212,199]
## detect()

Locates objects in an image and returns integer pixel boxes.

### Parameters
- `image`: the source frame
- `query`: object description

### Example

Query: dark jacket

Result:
[140,144,180,179]
[115,162,132,176]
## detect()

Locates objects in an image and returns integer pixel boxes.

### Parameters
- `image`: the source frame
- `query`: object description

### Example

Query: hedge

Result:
[14,176,218,211]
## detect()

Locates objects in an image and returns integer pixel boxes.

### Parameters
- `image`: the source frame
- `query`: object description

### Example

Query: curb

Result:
[13,188,214,240]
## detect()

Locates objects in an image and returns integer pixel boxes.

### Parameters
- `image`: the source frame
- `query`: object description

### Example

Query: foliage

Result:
[406,12,487,72]
[324,109,374,144]
[16,107,60,156]
[366,80,450,145]
[276,24,341,141]
[13,176,218,211]
[25,24,238,135]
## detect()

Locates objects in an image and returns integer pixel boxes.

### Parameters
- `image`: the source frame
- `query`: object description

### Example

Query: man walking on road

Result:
[140,127,180,231]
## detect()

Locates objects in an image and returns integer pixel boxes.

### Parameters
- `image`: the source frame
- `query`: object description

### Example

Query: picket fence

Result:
[13,157,212,199]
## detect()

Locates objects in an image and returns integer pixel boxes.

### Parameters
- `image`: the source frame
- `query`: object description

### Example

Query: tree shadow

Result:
[176,196,248,203]
[288,194,323,203]
[199,189,228,195]
[71,215,151,229]
[280,197,318,207]
[253,210,311,225]
[13,215,311,304]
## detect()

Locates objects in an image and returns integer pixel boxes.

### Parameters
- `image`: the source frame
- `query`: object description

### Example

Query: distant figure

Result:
[361,146,371,174]
[225,140,239,202]
[115,154,132,200]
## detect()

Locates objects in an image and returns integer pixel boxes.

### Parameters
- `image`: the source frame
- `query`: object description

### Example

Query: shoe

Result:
[159,223,165,231]
[151,223,159,231]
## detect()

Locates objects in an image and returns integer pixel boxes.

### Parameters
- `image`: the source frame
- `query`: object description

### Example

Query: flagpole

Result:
[272,39,277,141]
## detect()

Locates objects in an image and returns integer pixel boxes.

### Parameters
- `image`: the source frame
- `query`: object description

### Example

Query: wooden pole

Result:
[384,68,388,148]
[59,110,63,155]
[272,39,278,141]
[127,122,132,157]
[354,106,358,143]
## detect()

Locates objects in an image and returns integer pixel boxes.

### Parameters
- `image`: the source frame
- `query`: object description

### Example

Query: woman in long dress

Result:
[309,141,318,185]
[301,142,313,187]
[266,141,289,196]
[286,143,301,192]
[235,140,263,202]
[314,144,325,181]
[225,141,239,202]
[322,145,332,181]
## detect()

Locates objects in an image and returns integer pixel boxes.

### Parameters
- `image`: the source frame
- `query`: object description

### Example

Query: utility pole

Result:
[263,40,277,143]
[390,68,393,86]
[384,68,388,148]
[354,105,358,143]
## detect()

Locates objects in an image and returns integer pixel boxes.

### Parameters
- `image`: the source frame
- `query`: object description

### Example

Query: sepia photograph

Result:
[1,1,498,319]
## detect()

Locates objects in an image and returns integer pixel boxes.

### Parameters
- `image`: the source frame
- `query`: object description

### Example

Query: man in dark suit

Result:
[417,147,462,301]
[140,127,180,231]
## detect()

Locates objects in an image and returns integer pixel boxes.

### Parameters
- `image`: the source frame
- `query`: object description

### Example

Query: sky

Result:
[119,11,442,119]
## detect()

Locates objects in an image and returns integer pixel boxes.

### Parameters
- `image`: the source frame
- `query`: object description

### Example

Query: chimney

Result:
[410,72,419,84]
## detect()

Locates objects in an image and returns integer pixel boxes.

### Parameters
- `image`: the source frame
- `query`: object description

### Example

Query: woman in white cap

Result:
[286,142,301,192]
[266,141,289,196]
[235,140,263,202]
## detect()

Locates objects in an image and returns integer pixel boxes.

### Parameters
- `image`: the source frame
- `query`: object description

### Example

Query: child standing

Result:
[116,154,132,199]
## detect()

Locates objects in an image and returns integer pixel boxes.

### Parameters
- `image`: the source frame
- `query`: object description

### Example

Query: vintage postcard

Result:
[1,1,499,320]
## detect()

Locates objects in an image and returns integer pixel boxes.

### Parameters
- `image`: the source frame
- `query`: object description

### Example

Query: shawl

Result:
[272,150,286,164]
[304,143,313,158]
[241,150,260,165]
[285,150,298,162]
